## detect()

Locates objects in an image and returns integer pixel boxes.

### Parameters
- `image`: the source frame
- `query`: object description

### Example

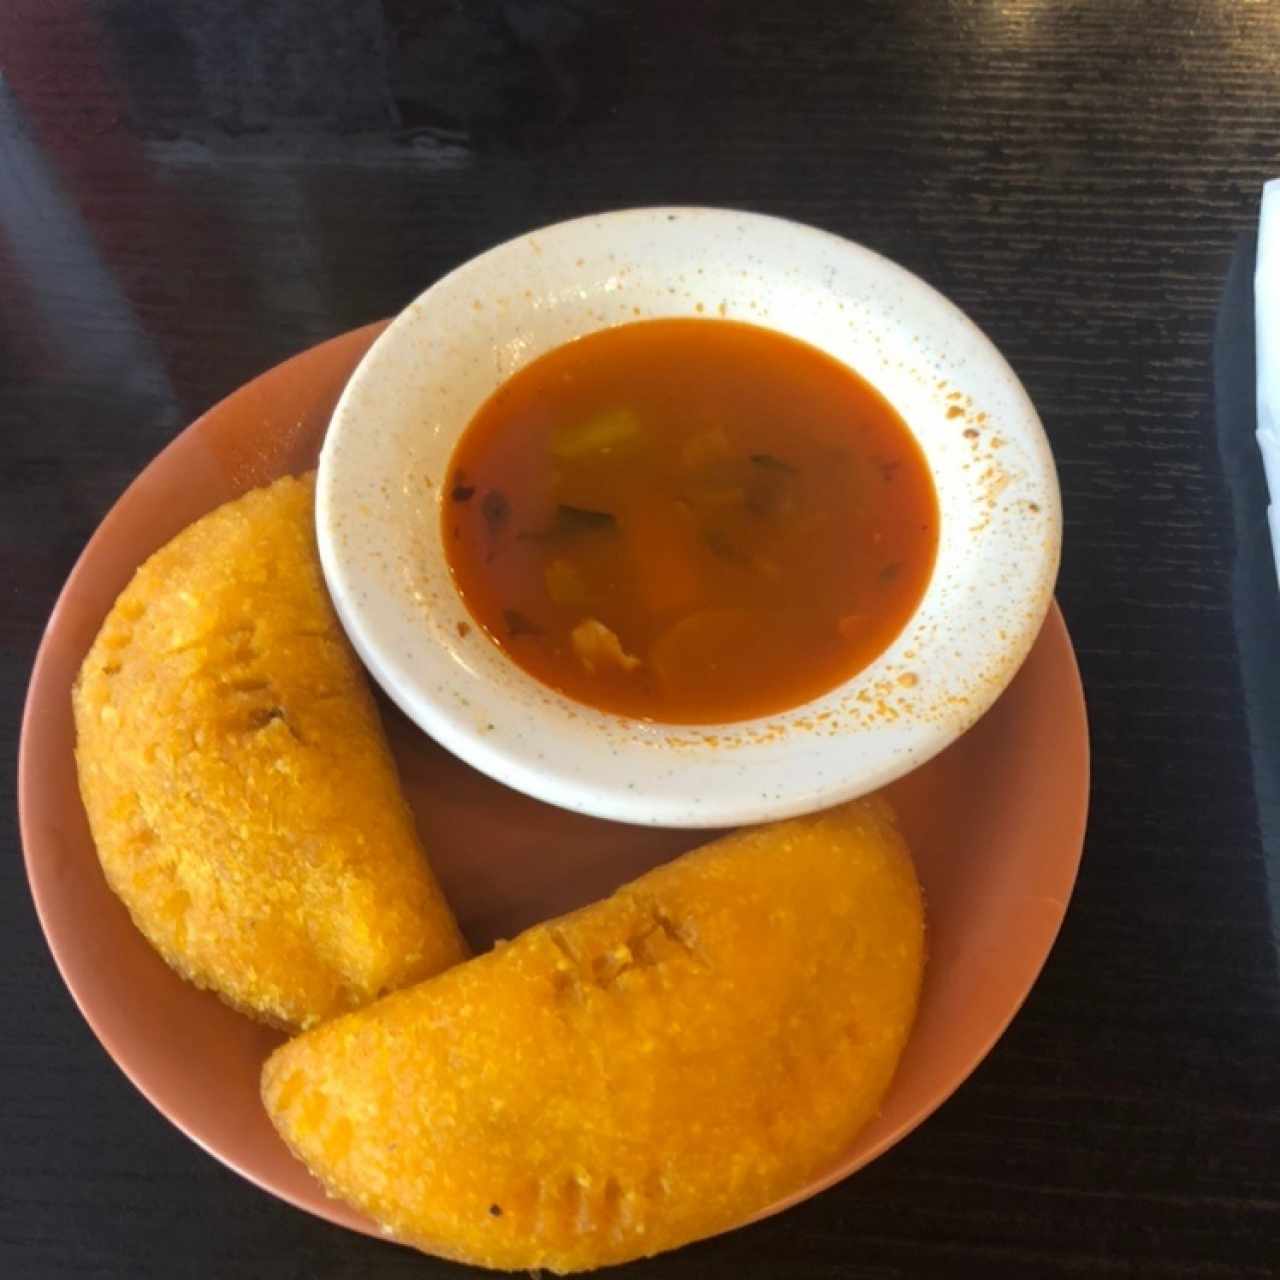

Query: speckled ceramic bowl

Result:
[317,208,1060,827]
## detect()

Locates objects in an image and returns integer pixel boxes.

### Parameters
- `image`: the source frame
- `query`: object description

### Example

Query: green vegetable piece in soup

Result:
[551,407,641,460]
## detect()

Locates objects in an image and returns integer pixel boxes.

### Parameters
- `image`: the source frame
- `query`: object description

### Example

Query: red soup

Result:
[444,318,937,724]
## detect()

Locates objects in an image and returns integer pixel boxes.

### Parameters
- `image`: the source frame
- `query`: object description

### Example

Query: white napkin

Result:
[1255,180,1280,587]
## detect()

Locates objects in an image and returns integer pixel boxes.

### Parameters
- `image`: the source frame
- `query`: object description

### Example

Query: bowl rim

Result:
[317,206,1062,827]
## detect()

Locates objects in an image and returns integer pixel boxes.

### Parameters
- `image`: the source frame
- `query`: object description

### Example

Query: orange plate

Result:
[18,322,1089,1245]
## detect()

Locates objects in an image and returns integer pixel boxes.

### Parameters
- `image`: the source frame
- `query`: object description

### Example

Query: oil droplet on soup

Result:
[444,319,938,724]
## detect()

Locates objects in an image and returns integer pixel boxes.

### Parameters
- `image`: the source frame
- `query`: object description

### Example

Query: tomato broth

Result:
[444,318,937,724]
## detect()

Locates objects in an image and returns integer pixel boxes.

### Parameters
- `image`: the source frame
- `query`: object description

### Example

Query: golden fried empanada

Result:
[73,473,466,1030]
[263,796,923,1271]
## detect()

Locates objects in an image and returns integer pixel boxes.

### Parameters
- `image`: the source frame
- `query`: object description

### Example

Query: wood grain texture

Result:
[3,0,1277,1276]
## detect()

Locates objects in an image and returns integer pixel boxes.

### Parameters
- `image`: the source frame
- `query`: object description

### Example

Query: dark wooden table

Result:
[4,2,1278,1276]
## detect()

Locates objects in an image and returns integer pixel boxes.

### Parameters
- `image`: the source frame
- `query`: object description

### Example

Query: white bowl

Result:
[317,207,1061,828]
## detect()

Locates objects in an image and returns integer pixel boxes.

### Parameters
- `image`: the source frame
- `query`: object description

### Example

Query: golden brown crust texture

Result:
[73,472,467,1031]
[263,796,924,1271]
